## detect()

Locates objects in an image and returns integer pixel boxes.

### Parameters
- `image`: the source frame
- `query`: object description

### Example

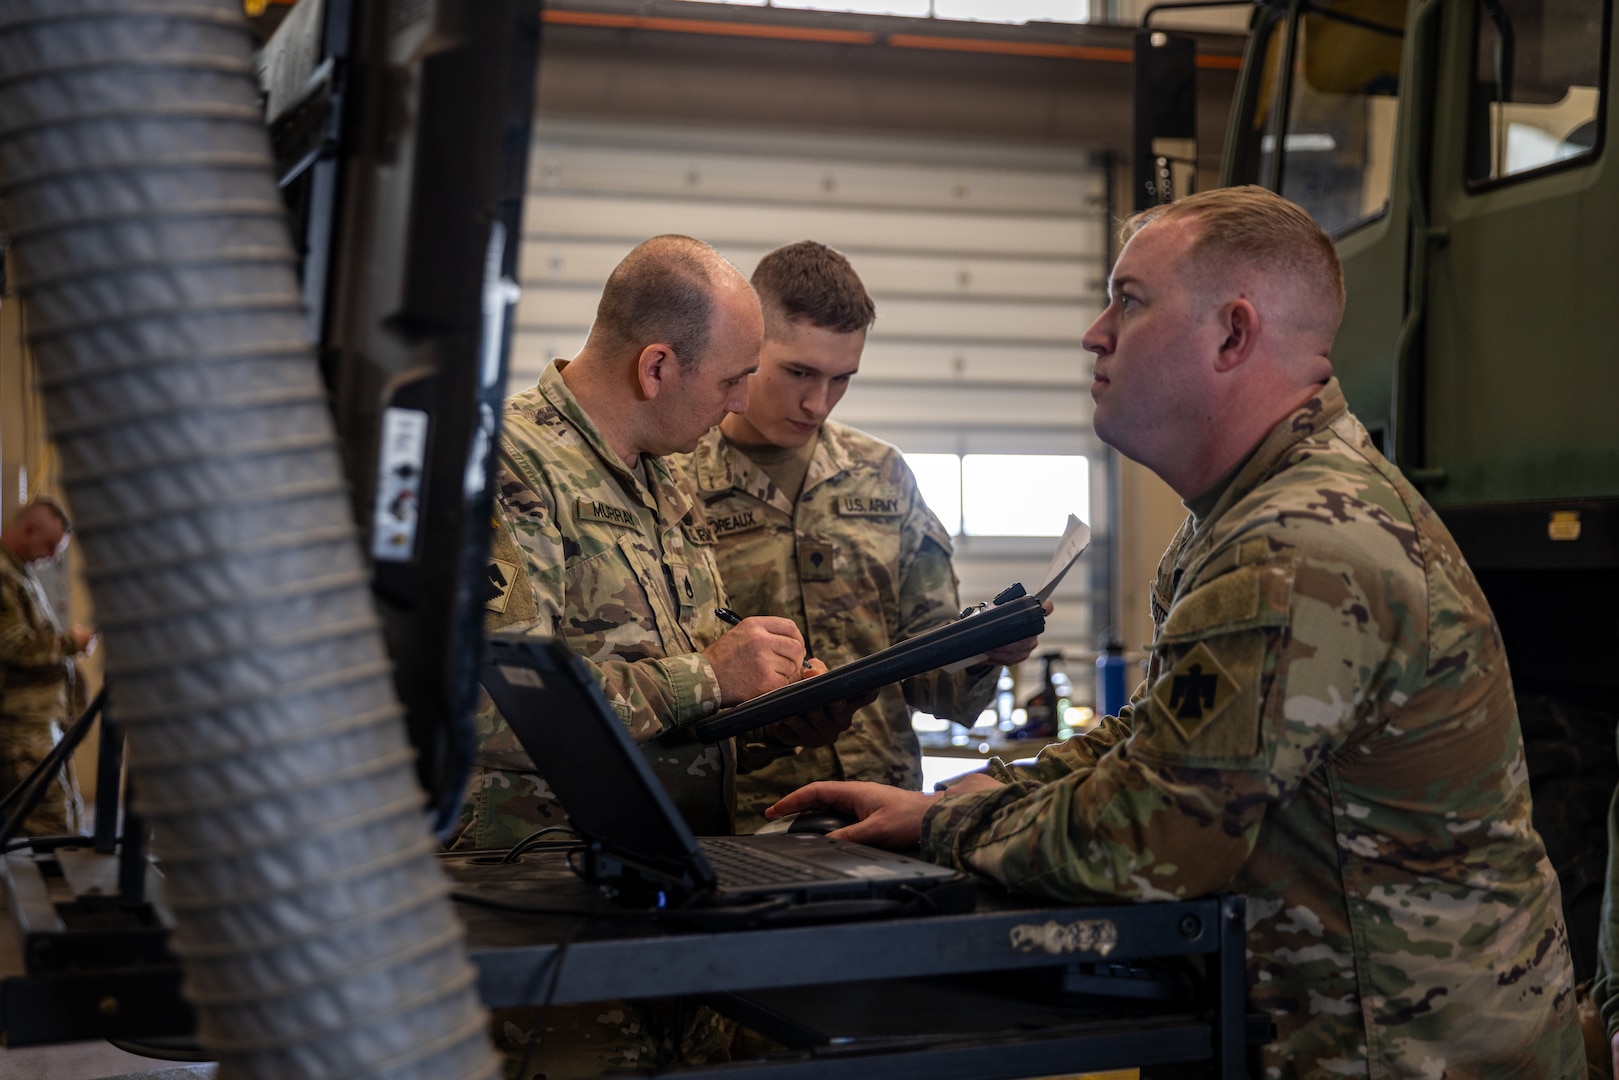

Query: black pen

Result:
[714,608,813,669]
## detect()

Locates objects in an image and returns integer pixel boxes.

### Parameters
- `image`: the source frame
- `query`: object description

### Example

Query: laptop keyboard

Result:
[701,838,829,888]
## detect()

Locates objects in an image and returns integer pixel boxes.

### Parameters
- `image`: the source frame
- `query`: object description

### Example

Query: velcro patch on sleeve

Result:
[1156,562,1293,646]
[484,522,539,630]
[1150,641,1241,743]
[575,497,637,528]
[920,509,955,556]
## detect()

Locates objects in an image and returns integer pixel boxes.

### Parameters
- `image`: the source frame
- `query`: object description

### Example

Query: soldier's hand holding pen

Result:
[715,607,814,671]
[704,608,809,705]
[715,608,875,748]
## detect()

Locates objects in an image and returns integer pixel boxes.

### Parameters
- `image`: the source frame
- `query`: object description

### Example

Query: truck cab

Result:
[1197,0,1618,977]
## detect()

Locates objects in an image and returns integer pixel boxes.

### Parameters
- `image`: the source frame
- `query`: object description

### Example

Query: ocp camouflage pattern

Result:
[449,360,735,847]
[0,547,83,835]
[681,421,996,832]
[921,379,1582,1076]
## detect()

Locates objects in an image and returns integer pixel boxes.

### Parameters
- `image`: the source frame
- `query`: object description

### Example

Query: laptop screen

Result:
[481,635,716,896]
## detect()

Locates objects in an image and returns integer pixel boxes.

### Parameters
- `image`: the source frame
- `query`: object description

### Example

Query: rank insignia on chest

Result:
[797,540,836,582]
[837,492,903,517]
[575,497,637,528]
[1151,641,1241,742]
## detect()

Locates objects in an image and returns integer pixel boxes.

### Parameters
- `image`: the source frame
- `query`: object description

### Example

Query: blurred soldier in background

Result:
[0,499,93,836]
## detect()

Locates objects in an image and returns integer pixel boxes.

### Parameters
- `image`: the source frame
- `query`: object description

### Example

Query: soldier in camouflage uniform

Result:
[0,500,92,836]
[448,234,845,851]
[447,236,847,1077]
[771,188,1583,1076]
[678,241,1043,831]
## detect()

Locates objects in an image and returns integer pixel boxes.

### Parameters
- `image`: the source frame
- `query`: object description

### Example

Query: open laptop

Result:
[481,634,976,922]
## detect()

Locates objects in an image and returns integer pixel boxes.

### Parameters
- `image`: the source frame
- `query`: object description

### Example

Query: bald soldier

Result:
[453,234,846,850]
[680,241,1042,831]
[0,500,93,835]
[771,188,1583,1075]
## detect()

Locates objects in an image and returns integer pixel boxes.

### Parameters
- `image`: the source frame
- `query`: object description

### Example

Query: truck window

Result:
[1466,0,1608,185]
[1244,1,1402,237]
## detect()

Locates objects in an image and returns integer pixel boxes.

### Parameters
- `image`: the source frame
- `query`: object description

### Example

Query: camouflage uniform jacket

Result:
[920,380,1582,1077]
[0,548,75,723]
[0,546,85,835]
[682,422,995,827]
[471,360,734,837]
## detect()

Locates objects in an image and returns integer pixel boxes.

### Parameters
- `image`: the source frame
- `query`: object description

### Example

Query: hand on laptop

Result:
[765,780,934,848]
[706,616,809,705]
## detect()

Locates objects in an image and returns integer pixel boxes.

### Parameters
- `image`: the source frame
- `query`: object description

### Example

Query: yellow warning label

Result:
[1548,510,1582,542]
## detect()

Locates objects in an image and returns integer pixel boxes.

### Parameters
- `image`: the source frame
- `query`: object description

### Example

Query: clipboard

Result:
[693,593,1047,744]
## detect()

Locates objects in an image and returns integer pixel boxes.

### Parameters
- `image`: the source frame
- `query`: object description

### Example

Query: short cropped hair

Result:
[751,241,875,339]
[594,235,719,370]
[15,498,70,534]
[1122,186,1345,326]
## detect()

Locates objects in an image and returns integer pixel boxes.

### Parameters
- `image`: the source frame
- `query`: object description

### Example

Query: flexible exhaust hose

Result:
[0,2,497,1076]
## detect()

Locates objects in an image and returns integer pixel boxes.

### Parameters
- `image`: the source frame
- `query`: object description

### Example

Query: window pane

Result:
[932,0,1088,22]
[1468,0,1606,183]
[904,453,962,536]
[760,0,933,14]
[675,0,1091,19]
[1275,2,1403,236]
[961,455,1088,536]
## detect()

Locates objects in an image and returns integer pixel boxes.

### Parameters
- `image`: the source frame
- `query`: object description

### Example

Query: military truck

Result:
[1140,0,1616,977]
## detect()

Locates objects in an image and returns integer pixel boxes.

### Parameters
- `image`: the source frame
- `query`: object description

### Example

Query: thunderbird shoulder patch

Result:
[1151,641,1241,742]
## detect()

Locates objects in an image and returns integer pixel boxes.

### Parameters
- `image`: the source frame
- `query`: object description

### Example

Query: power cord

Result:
[501,825,581,864]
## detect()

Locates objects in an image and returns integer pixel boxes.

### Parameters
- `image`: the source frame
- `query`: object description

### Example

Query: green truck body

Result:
[1185,0,1617,977]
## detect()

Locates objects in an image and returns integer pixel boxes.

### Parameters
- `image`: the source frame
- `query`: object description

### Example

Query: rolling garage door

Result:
[515,118,1112,669]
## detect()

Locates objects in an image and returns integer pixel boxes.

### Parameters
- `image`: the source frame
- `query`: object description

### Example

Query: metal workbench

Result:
[447,852,1260,1078]
[0,838,1261,1076]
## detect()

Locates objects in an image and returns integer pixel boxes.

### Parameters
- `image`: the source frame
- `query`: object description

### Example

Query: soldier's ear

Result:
[636,342,679,400]
[1213,299,1258,373]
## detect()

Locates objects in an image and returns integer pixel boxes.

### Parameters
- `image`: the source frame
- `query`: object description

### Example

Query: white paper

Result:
[1035,514,1092,603]
[941,515,1091,671]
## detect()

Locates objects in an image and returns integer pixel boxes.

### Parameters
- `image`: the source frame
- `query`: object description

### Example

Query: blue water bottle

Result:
[1095,639,1128,719]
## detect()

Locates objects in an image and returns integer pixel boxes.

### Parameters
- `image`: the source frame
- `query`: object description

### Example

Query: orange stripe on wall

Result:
[541,9,1245,70]
[884,33,1133,62]
[543,9,878,45]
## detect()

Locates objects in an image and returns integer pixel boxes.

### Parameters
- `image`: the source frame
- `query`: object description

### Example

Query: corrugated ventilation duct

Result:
[0,1,498,1076]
